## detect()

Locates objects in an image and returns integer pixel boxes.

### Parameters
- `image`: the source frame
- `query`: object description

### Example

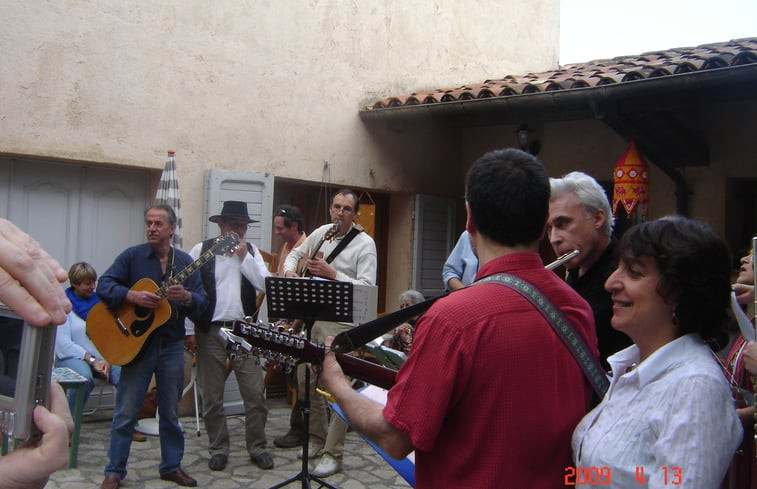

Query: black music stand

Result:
[266,276,353,489]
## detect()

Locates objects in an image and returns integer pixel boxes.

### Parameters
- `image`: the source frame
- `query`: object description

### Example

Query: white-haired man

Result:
[548,171,631,367]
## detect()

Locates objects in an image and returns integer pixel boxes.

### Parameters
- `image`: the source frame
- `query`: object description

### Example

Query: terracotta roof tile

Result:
[365,38,757,111]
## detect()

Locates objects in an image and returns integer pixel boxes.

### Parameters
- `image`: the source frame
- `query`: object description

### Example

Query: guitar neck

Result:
[157,234,239,298]
[301,223,339,276]
[227,320,397,390]
[331,351,397,390]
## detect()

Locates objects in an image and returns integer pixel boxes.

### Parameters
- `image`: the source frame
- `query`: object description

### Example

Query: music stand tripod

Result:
[266,277,353,489]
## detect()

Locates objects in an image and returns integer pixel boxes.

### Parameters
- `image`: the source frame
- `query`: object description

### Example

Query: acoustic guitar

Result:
[87,232,239,366]
[299,222,340,277]
[221,318,397,390]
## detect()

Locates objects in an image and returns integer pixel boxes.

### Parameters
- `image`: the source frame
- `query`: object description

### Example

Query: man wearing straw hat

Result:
[185,201,274,472]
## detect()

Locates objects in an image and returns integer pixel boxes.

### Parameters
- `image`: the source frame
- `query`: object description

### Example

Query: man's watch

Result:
[87,355,96,365]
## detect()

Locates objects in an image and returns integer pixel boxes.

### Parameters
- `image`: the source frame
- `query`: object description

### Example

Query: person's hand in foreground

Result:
[0,382,74,489]
[0,219,70,325]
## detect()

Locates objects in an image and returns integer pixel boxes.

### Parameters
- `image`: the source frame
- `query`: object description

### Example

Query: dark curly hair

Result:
[616,216,732,350]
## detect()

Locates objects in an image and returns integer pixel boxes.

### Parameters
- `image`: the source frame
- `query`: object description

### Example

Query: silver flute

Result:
[545,249,580,270]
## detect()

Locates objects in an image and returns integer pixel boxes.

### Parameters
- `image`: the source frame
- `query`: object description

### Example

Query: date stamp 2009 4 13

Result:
[564,466,683,486]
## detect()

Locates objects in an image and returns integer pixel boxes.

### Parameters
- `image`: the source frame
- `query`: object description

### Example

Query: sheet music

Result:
[352,284,378,324]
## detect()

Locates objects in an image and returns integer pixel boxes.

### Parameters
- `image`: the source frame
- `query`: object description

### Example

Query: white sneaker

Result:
[296,442,323,459]
[312,453,341,478]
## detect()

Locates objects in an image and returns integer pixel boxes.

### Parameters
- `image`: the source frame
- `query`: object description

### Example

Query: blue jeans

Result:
[104,338,185,479]
[54,357,120,415]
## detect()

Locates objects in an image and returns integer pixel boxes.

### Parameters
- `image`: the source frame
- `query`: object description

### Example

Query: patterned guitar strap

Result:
[476,273,609,399]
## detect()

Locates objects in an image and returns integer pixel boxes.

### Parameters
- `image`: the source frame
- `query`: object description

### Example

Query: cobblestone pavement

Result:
[46,397,412,489]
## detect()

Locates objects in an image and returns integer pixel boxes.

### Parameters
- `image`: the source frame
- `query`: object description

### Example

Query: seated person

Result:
[54,311,120,414]
[382,289,425,354]
[64,262,100,320]
[572,216,742,488]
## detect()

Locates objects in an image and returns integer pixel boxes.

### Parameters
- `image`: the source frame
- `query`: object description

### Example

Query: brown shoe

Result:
[160,467,197,487]
[101,474,120,489]
[132,431,147,442]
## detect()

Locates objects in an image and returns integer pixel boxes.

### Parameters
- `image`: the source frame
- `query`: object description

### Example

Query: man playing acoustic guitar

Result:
[97,204,207,489]
[283,189,377,478]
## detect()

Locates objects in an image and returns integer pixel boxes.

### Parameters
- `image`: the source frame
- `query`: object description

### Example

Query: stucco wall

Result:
[2,0,559,249]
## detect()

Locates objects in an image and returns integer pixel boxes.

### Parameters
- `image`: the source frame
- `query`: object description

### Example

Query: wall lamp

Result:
[515,123,541,155]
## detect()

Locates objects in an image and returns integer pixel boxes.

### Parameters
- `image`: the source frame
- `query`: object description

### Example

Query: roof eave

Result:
[358,64,757,128]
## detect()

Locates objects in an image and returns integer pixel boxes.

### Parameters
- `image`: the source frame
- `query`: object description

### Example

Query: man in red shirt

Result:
[320,148,599,488]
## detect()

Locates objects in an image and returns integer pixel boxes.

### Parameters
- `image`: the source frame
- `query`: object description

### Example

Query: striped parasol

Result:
[154,149,183,248]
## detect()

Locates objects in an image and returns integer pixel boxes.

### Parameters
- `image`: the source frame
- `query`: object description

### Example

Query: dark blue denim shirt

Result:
[96,243,207,341]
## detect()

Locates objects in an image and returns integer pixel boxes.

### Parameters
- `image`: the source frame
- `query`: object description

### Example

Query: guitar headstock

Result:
[213,232,240,255]
[221,319,322,368]
[220,318,398,390]
[324,221,341,242]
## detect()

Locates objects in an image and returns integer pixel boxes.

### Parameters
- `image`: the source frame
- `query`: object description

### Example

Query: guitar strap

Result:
[163,246,175,282]
[325,226,362,264]
[476,273,609,398]
[164,246,177,321]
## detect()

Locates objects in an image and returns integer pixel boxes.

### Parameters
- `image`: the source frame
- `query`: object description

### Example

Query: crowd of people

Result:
[1,145,756,488]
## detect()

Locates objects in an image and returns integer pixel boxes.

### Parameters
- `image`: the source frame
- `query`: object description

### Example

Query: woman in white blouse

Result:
[54,311,120,413]
[572,216,742,488]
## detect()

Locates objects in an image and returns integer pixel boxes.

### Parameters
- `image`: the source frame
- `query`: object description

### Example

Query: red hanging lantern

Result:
[612,141,649,219]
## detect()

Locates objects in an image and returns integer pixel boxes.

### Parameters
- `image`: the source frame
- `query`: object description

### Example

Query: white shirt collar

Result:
[608,334,706,388]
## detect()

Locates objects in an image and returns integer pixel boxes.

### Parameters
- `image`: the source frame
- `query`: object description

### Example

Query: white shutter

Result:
[203,169,274,251]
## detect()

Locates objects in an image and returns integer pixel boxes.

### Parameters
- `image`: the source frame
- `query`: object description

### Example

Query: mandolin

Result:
[221,318,397,390]
[87,232,239,366]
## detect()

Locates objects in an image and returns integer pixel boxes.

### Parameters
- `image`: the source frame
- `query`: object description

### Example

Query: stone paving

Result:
[46,397,412,489]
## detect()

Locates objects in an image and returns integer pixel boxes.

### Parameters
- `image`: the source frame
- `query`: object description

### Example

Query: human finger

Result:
[0,266,67,326]
[0,227,70,325]
[31,402,70,472]
[48,382,74,434]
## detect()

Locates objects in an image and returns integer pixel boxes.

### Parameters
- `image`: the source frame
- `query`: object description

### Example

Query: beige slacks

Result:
[297,320,352,459]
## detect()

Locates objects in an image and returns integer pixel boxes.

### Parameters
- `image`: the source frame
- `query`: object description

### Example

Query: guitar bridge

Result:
[114,317,131,337]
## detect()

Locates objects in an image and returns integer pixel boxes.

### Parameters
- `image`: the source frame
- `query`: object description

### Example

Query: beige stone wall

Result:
[1,0,559,253]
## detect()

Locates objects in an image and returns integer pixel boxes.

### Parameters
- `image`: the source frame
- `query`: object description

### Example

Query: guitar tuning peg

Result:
[243,315,253,323]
